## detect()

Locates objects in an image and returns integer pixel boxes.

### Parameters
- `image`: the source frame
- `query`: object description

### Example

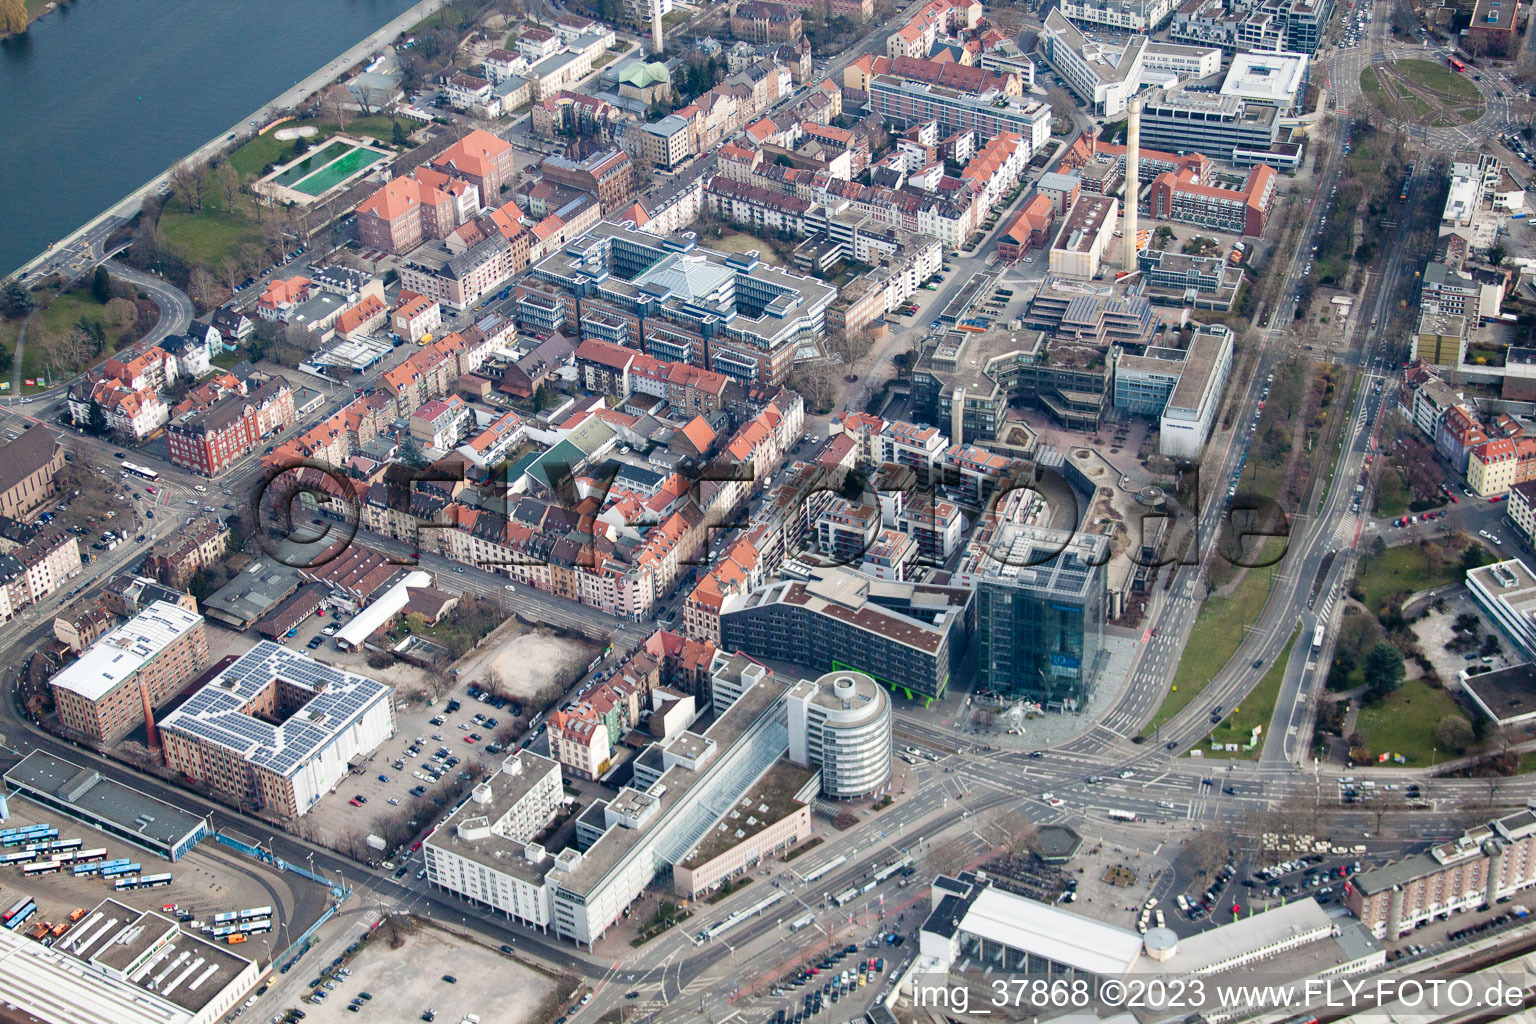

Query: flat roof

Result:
[1167,325,1230,413]
[1463,663,1536,724]
[679,759,815,868]
[425,751,560,884]
[3,750,208,855]
[1220,52,1308,103]
[1054,197,1117,255]
[49,602,204,702]
[554,672,790,895]
[960,886,1144,977]
[157,640,392,778]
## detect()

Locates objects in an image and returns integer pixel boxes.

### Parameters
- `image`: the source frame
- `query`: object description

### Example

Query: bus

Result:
[71,862,103,877]
[101,862,141,879]
[35,838,82,855]
[3,901,36,931]
[22,861,62,877]
[121,462,159,481]
[137,873,173,889]
[238,906,273,921]
[1313,625,1326,652]
[0,851,38,866]
[833,888,859,907]
[0,823,51,837]
[113,876,143,891]
[1107,809,1139,822]
[212,911,241,925]
[5,829,57,847]
[60,849,106,866]
[1449,57,1467,71]
[238,921,271,936]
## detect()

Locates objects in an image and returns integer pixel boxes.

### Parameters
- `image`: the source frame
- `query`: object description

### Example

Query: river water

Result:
[0,0,422,275]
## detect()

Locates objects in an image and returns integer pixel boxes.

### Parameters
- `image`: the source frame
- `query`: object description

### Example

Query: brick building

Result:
[48,601,210,743]
[537,149,637,215]
[165,379,296,477]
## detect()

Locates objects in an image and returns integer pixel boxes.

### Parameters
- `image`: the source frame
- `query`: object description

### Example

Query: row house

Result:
[143,517,231,590]
[1468,436,1536,497]
[0,527,83,624]
[104,346,177,394]
[392,291,442,343]
[67,377,168,439]
[1436,404,1489,476]
[336,294,388,341]
[456,410,526,471]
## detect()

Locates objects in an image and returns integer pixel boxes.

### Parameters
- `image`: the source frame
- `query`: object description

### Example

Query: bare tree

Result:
[167,161,206,212]
[484,669,510,702]
[187,266,221,312]
[215,162,240,209]
[321,84,355,130]
[426,667,455,701]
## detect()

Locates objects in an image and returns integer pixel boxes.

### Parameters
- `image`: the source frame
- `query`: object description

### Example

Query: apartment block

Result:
[166,379,297,477]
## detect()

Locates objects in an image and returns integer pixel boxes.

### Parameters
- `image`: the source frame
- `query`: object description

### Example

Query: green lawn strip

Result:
[1354,544,1477,614]
[1144,536,1287,735]
[1197,627,1299,759]
[1394,59,1480,101]
[1373,470,1409,518]
[1360,67,1382,97]
[1356,678,1463,766]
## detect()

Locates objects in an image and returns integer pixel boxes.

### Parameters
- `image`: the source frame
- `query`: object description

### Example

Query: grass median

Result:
[1142,536,1286,737]
[1197,626,1299,759]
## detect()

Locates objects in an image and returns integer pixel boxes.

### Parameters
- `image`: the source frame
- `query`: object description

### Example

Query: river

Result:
[0,0,424,276]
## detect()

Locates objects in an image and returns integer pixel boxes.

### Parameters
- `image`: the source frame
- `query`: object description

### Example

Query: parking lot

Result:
[277,922,569,1024]
[0,796,313,966]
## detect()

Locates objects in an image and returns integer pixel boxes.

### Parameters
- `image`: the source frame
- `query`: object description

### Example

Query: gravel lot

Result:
[289,924,569,1024]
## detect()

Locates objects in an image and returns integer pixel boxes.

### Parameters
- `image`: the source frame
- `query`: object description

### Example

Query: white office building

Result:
[1040,10,1145,116]
[1467,559,1536,663]
[424,751,564,929]
[1219,52,1309,114]
[787,670,892,799]
[1159,324,1234,459]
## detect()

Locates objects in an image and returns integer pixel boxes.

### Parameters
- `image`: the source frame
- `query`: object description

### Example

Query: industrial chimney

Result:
[651,0,664,56]
[1124,95,1141,272]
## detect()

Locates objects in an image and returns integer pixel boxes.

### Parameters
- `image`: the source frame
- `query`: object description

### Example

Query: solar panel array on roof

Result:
[157,641,391,777]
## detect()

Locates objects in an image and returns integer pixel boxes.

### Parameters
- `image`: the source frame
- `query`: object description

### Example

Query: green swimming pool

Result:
[270,139,351,187]
[292,146,387,196]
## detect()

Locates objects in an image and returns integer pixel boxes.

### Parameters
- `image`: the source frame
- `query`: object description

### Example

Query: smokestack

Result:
[1124,95,1141,272]
[651,0,664,55]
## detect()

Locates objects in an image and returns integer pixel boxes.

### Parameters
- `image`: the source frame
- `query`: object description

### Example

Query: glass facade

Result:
[975,534,1105,709]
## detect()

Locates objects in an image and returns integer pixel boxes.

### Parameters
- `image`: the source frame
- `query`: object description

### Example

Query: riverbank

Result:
[6,0,451,285]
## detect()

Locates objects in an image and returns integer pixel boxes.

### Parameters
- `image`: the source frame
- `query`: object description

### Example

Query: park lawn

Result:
[1395,59,1480,101]
[1145,536,1286,735]
[1374,470,1409,518]
[1360,67,1382,98]
[711,230,785,265]
[1356,677,1462,766]
[1199,627,1300,759]
[211,347,248,370]
[160,207,260,268]
[1355,543,1481,614]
